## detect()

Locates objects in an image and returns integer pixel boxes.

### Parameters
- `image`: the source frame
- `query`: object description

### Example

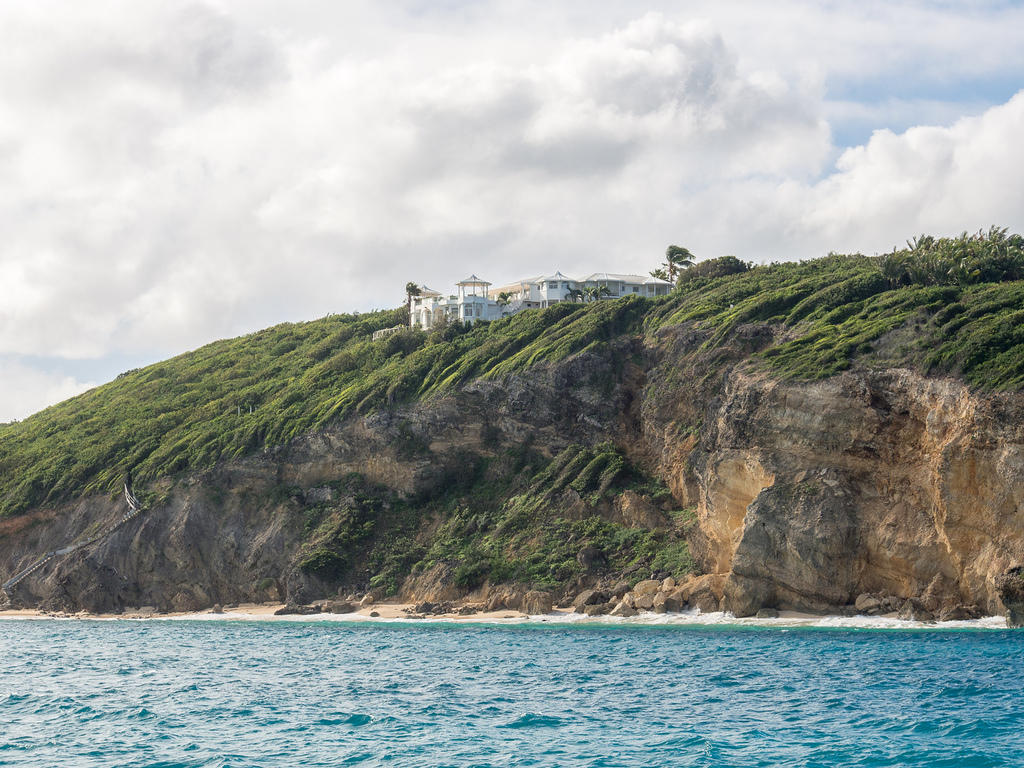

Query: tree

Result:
[496,291,512,307]
[649,267,669,281]
[405,282,422,320]
[664,245,695,283]
[583,285,611,302]
[566,288,585,303]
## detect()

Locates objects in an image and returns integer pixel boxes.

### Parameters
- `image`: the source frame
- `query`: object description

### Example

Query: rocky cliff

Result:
[3,320,1022,622]
[3,244,1024,621]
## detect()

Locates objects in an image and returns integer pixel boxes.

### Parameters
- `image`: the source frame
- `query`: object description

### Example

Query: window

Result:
[632,286,639,293]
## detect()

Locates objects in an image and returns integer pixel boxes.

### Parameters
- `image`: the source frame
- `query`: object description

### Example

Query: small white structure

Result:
[410,275,510,330]
[409,270,672,330]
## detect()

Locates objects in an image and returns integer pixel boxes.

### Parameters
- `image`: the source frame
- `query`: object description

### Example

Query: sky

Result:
[2,0,1024,421]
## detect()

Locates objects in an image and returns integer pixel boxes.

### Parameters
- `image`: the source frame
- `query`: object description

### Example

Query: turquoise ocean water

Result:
[1,617,1021,767]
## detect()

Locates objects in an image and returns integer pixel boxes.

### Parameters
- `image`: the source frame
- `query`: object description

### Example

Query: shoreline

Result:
[0,601,1010,629]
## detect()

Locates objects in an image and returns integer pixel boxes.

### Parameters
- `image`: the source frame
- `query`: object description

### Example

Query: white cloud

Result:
[0,359,95,423]
[1,1,1023,418]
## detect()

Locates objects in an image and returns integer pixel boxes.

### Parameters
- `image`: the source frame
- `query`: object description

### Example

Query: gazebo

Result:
[456,274,491,300]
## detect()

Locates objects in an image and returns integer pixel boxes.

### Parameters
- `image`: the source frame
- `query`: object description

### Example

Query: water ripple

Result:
[0,619,1021,767]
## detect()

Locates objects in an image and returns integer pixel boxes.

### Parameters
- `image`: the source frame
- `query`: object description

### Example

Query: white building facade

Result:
[409,271,672,330]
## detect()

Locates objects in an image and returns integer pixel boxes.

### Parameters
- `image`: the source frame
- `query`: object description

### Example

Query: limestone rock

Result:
[632,579,661,597]
[522,590,553,615]
[897,599,933,622]
[995,566,1024,628]
[582,602,612,616]
[571,589,608,613]
[359,593,375,608]
[652,591,681,614]
[662,577,676,590]
[609,600,637,617]
[938,604,981,622]
[755,608,778,619]
[855,593,881,613]
[633,593,655,611]
[274,604,319,616]
[610,581,631,599]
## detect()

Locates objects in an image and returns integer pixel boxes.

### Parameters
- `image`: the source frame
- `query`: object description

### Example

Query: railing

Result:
[371,325,405,341]
[1,483,147,596]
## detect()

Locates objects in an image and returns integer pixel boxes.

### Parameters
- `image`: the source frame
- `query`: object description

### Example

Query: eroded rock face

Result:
[995,567,1024,628]
[2,323,1023,624]
[645,364,1024,618]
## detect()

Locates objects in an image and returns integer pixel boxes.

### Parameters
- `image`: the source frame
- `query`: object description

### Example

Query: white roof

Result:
[581,272,670,284]
[418,284,442,297]
[457,274,491,286]
[538,270,578,283]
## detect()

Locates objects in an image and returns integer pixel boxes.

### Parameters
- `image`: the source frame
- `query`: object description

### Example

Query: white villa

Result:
[409,271,672,330]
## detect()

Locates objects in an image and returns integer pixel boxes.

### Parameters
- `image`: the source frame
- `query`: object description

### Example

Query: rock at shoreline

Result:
[609,600,637,617]
[522,590,553,615]
[996,566,1024,628]
[755,608,779,619]
[274,604,320,616]
[632,579,661,597]
[582,602,612,616]
[571,589,608,613]
[610,581,631,599]
[854,593,881,614]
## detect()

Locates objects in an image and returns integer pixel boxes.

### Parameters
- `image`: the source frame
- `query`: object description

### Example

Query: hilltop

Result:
[1,228,1023,621]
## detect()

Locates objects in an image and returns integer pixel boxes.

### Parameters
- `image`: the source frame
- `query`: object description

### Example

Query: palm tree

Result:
[649,267,669,281]
[405,282,422,321]
[664,245,695,282]
[496,291,512,307]
[566,288,585,303]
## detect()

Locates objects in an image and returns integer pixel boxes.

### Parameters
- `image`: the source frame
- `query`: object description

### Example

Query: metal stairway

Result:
[1,482,145,595]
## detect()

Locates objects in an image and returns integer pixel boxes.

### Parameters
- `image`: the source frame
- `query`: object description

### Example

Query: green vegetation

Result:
[1,228,1023,520]
[274,445,689,596]
[407,443,691,593]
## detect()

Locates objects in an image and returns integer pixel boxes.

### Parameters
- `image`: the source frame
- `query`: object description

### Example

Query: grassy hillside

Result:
[2,228,1023,518]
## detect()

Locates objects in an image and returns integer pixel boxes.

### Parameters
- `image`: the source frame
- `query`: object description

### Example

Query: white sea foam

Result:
[2,607,1009,630]
[144,607,1010,630]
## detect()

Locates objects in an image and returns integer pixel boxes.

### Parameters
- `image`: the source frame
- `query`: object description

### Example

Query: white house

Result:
[410,275,510,330]
[409,270,672,330]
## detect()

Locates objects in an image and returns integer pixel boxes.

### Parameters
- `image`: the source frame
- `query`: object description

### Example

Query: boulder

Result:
[653,591,682,614]
[662,577,676,591]
[582,602,612,616]
[571,589,609,613]
[938,603,981,622]
[274,604,319,616]
[633,593,655,611]
[995,566,1024,628]
[522,590,553,615]
[897,599,933,622]
[359,593,375,608]
[609,601,637,617]
[610,581,631,599]
[632,579,661,597]
[854,593,881,613]
[676,574,726,614]
[211,604,224,614]
[369,611,380,617]
[486,586,525,612]
[755,608,779,619]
